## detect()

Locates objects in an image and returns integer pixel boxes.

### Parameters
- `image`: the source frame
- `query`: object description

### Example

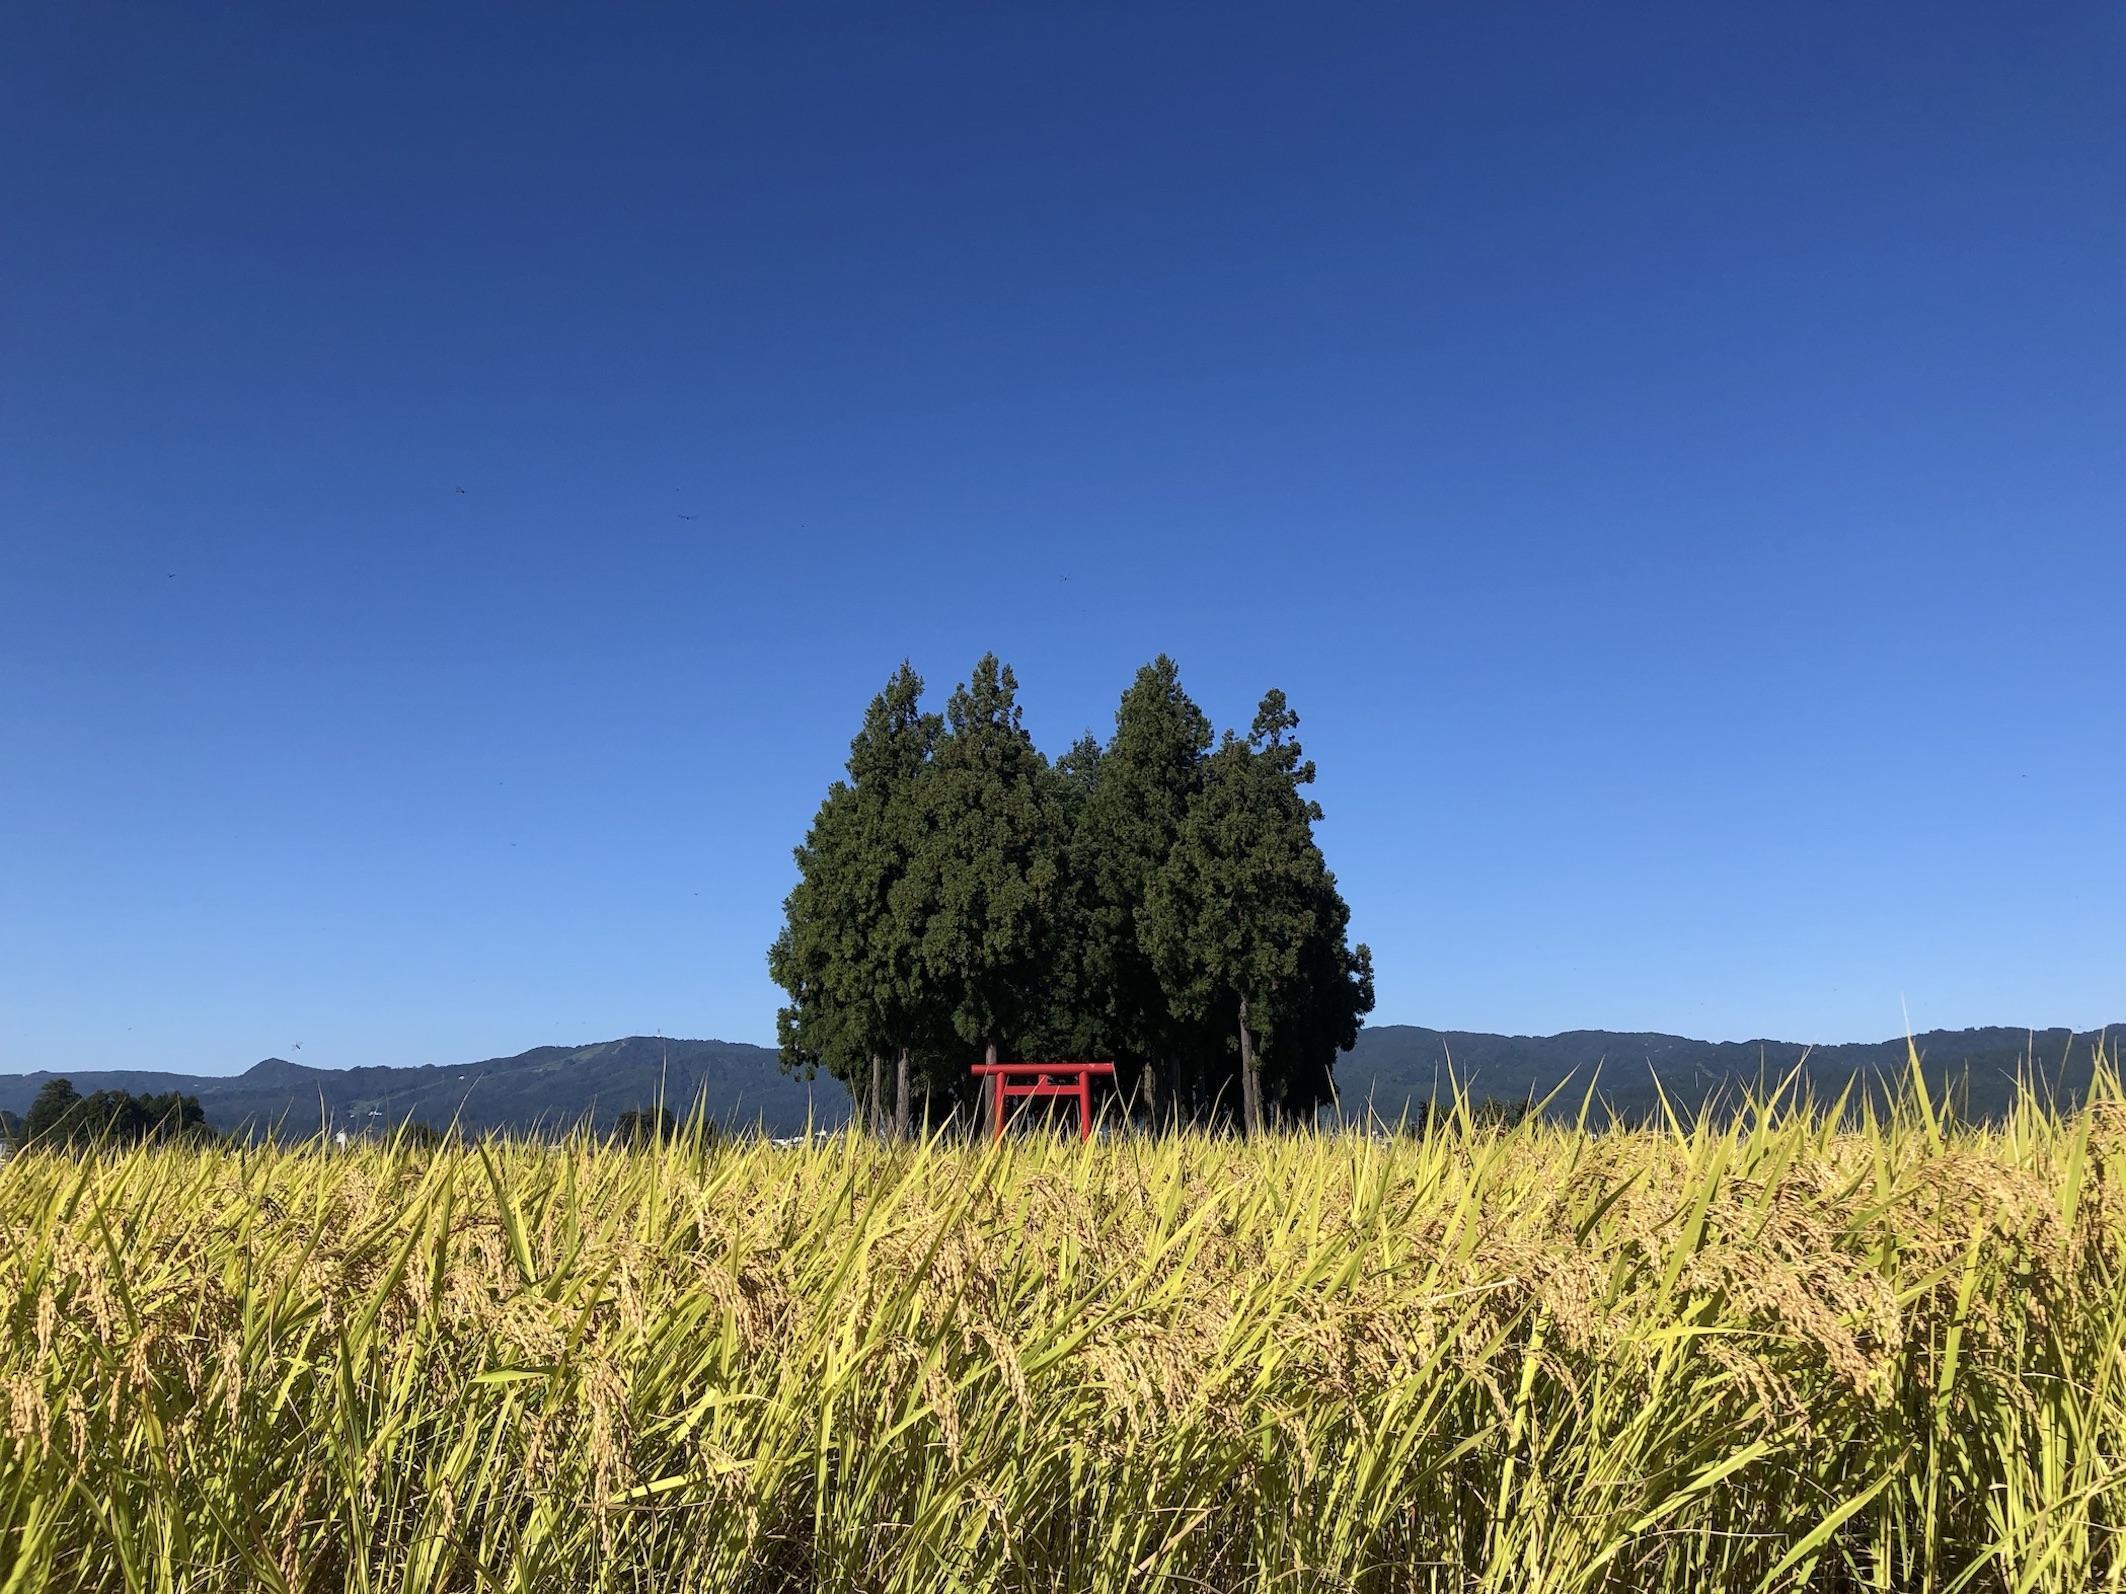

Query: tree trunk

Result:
[1238,998,1262,1137]
[893,1048,911,1141]
[869,1054,884,1136]
[984,1039,1000,1139]
[1140,1056,1158,1125]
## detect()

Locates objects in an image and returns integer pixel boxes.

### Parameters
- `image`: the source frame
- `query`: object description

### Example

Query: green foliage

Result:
[769,662,942,1133]
[1142,692,1374,1130]
[21,1078,79,1141]
[21,1076,212,1149]
[768,655,1372,1133]
[1017,734,1105,1060]
[1071,657,1213,1116]
[907,655,1066,1090]
[612,1105,680,1146]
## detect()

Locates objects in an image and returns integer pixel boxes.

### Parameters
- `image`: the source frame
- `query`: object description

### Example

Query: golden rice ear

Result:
[0,1092,2116,1590]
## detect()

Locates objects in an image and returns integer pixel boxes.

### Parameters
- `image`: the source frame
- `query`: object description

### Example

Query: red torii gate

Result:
[970,1060,1115,1142]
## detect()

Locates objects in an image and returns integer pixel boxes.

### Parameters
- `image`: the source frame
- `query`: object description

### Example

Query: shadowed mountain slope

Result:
[2,1024,2113,1140]
[1337,1023,2120,1123]
[0,1037,850,1140]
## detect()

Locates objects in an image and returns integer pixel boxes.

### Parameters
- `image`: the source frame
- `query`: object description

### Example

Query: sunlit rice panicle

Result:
[2,1043,2124,1591]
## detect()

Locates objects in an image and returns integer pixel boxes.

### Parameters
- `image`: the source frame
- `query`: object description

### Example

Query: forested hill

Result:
[0,1038,849,1140]
[1342,1024,2122,1122]
[1,1024,2115,1140]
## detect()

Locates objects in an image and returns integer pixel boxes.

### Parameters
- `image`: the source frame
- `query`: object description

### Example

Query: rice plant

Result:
[4,1047,2124,1592]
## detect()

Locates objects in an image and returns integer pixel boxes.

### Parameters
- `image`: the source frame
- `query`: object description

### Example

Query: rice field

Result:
[4,1055,2124,1593]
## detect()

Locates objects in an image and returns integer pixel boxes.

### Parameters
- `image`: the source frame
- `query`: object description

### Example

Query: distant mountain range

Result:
[0,1037,828,1141]
[1336,1023,2119,1124]
[1,1023,2116,1139]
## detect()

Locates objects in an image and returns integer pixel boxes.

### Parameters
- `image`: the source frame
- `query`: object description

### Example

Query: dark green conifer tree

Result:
[1075,657,1213,1120]
[19,1077,210,1148]
[775,660,1374,1139]
[1016,732,1108,1066]
[1142,690,1374,1133]
[1242,691,1375,1119]
[907,655,1066,1124]
[22,1078,84,1144]
[768,662,942,1136]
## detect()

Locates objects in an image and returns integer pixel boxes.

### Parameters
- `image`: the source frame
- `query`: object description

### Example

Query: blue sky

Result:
[3,3,2121,1075]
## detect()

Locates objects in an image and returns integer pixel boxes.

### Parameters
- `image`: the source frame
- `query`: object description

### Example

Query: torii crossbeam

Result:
[969,1060,1116,1142]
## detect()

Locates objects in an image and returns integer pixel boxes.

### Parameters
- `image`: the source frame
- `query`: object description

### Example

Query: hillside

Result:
[1339,1023,2122,1122]
[2,1023,2116,1140]
[0,1037,851,1141]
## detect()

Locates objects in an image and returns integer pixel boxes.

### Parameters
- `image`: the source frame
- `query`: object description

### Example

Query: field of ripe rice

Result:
[5,1060,2126,1593]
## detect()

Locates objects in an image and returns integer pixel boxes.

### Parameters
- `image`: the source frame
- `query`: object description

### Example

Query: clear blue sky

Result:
[3,4,2120,1075]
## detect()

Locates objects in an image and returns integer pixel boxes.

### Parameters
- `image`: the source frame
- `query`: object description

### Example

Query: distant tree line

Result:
[612,1105,685,1145]
[769,655,1373,1136]
[15,1078,214,1149]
